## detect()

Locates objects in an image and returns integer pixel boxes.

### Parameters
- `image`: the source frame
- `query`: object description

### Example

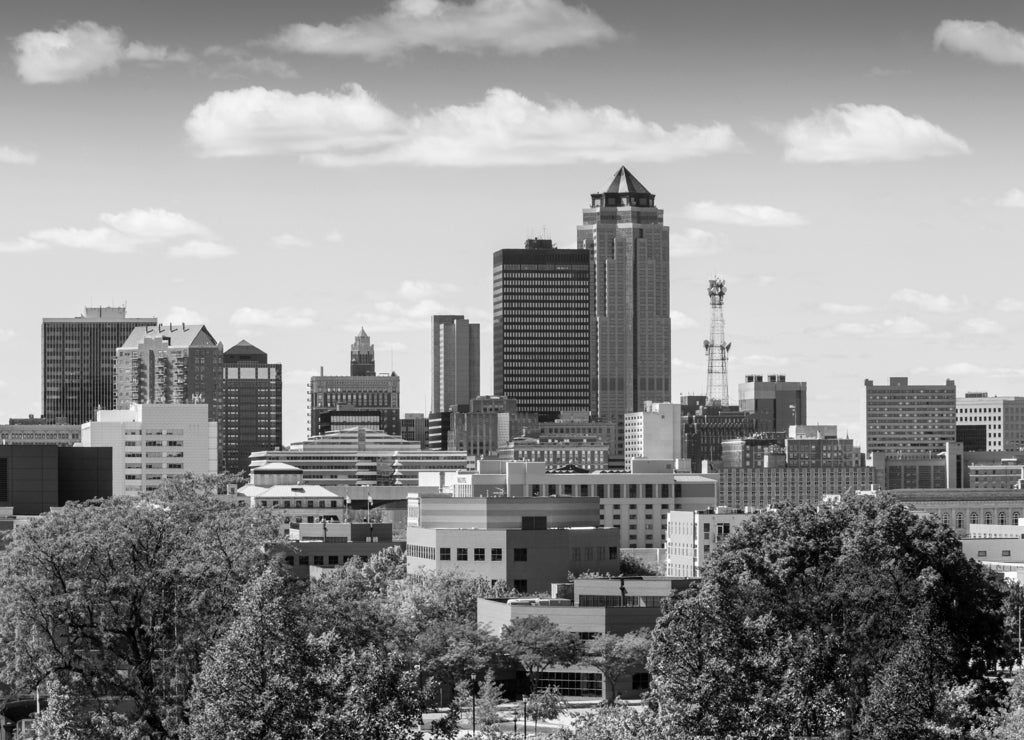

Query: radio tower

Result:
[703,277,731,405]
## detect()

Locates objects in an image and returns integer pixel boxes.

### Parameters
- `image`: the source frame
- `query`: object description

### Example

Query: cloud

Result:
[780,104,969,163]
[820,302,871,315]
[185,85,738,165]
[684,201,805,227]
[670,310,697,329]
[996,298,1024,312]
[397,280,457,300]
[13,21,189,84]
[670,228,722,257]
[0,146,37,165]
[891,288,965,313]
[935,19,1024,67]
[98,208,209,240]
[167,240,235,259]
[830,316,931,337]
[741,354,790,367]
[204,45,297,79]
[269,0,617,58]
[273,233,312,248]
[960,318,1005,335]
[165,306,206,325]
[997,188,1024,208]
[354,297,464,332]
[230,307,316,328]
[325,230,344,243]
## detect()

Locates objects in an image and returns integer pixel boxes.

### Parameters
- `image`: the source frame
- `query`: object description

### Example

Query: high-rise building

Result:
[350,327,375,377]
[222,341,282,474]
[577,167,671,419]
[307,371,401,437]
[865,377,956,457]
[41,306,157,425]
[956,393,1024,452]
[493,238,591,420]
[738,374,808,433]
[431,315,480,414]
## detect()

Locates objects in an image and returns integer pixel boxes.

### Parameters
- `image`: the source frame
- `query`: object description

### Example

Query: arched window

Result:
[941,513,950,528]
[1000,512,1007,526]
[970,512,979,525]
[1015,511,1022,524]
[956,513,964,530]
[985,512,993,525]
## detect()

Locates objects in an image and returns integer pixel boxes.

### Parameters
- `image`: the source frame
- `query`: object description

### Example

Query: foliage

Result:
[551,701,662,740]
[585,630,650,702]
[619,553,658,576]
[525,687,564,732]
[0,475,279,739]
[500,616,583,691]
[648,495,1008,739]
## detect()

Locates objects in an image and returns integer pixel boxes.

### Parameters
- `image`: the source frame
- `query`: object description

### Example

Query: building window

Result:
[474,548,486,561]
[1003,550,1012,557]
[985,512,993,525]
[513,579,528,592]
[609,546,618,560]
[514,548,528,562]
[313,556,324,565]
[298,556,309,565]
[978,550,988,558]
[1000,512,1007,526]
[328,556,339,565]
[457,548,468,561]
[439,548,451,561]
[491,548,503,561]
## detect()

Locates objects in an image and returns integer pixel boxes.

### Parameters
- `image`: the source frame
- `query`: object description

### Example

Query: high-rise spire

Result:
[350,328,375,376]
[703,278,731,405]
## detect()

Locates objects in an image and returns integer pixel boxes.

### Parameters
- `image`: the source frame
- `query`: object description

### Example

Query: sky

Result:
[2,0,1024,447]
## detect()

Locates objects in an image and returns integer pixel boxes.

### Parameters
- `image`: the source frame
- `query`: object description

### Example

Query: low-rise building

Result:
[275,521,399,578]
[665,507,756,578]
[889,488,1024,536]
[717,466,878,510]
[495,435,608,471]
[0,416,81,446]
[0,445,111,515]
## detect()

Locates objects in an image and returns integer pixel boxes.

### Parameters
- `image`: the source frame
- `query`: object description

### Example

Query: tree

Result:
[525,687,564,734]
[410,621,504,706]
[619,553,658,576]
[585,630,650,702]
[648,495,1008,738]
[0,476,279,738]
[551,702,662,740]
[500,616,583,692]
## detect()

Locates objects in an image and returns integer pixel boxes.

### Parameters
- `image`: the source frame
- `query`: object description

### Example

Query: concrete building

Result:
[248,427,470,486]
[956,393,1024,453]
[42,306,157,426]
[432,315,480,414]
[81,404,217,497]
[222,340,282,474]
[624,401,682,463]
[436,458,717,550]
[276,522,399,577]
[537,414,624,469]
[720,434,785,469]
[577,167,671,419]
[888,488,1024,536]
[406,494,620,593]
[447,395,538,458]
[865,377,956,457]
[493,238,591,420]
[308,367,401,438]
[786,426,862,467]
[0,417,80,446]
[738,374,807,433]
[665,508,755,578]
[0,445,111,515]
[959,519,1024,578]
[679,395,758,472]
[496,436,609,471]
[717,466,879,510]
[350,327,375,377]
[401,413,429,449]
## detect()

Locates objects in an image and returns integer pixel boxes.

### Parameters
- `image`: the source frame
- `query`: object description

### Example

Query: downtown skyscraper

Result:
[577,167,671,419]
[431,315,480,414]
[493,238,591,421]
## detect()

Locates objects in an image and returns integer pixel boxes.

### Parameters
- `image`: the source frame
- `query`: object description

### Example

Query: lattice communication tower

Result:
[703,277,731,405]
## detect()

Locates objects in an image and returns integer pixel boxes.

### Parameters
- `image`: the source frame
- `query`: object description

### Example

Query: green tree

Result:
[585,630,650,703]
[551,701,662,740]
[619,553,658,576]
[525,687,564,734]
[648,495,1008,738]
[0,476,279,738]
[410,621,504,706]
[500,616,583,692]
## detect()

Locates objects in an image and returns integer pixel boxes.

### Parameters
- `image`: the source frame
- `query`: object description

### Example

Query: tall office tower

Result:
[703,278,731,405]
[956,393,1024,452]
[431,315,480,414]
[493,238,591,421]
[350,327,375,377]
[308,372,401,437]
[738,374,807,433]
[222,340,282,474]
[41,306,157,425]
[576,166,671,419]
[115,324,225,468]
[865,377,956,457]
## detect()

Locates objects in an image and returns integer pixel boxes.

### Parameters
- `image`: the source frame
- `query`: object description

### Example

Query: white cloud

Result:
[670,228,722,257]
[204,46,297,79]
[269,0,617,58]
[891,288,965,313]
[741,354,790,367]
[997,188,1024,208]
[830,316,931,337]
[780,104,969,163]
[935,19,1024,67]
[0,329,15,341]
[186,85,738,165]
[0,237,46,254]
[165,306,206,325]
[0,146,37,165]
[684,201,805,227]
[98,208,209,240]
[230,307,316,329]
[325,230,344,243]
[273,233,312,248]
[27,226,136,253]
[996,298,1024,312]
[167,240,235,259]
[960,318,1005,335]
[820,302,870,315]
[13,21,189,84]
[670,310,697,329]
[397,280,457,300]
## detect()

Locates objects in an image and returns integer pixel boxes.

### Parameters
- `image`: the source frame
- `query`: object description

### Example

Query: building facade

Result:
[665,508,755,578]
[624,401,682,463]
[308,371,401,437]
[0,417,80,446]
[865,377,956,457]
[493,238,591,420]
[496,436,609,471]
[738,374,807,433]
[956,393,1024,453]
[42,306,157,425]
[679,395,759,472]
[81,404,217,497]
[717,466,879,510]
[431,315,480,414]
[350,327,375,377]
[576,167,671,419]
[222,340,282,474]
[0,445,112,515]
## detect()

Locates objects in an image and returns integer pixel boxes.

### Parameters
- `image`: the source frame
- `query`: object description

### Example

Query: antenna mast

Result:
[703,277,731,405]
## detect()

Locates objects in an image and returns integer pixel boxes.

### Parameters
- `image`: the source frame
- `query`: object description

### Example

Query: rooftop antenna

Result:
[703,277,731,405]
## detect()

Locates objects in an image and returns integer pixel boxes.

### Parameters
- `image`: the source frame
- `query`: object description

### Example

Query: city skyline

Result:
[3,1,1024,446]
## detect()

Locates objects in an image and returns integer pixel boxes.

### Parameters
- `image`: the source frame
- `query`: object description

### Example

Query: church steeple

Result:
[350,328,375,376]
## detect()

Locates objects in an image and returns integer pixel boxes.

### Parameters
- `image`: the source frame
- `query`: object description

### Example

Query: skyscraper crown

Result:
[590,166,655,207]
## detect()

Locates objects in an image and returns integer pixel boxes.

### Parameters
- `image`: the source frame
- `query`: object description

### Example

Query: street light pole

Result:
[471,672,477,737]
